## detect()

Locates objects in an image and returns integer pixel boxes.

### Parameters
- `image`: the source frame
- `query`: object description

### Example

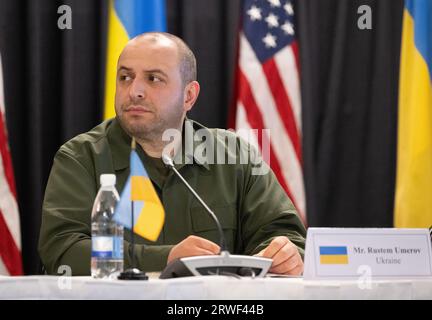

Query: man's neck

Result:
[136,124,184,159]
[136,138,167,158]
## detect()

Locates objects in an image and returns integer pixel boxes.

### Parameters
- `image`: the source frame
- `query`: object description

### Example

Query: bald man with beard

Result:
[39,32,306,276]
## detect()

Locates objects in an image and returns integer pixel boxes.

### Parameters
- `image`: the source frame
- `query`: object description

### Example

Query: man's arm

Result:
[240,169,306,256]
[38,147,96,275]
[39,146,174,275]
[238,142,306,273]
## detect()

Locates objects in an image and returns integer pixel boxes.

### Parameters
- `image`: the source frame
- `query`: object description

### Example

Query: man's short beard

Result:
[116,113,164,142]
[117,107,184,143]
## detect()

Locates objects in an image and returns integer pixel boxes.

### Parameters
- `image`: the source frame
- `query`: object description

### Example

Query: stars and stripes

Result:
[234,0,306,223]
[0,53,23,275]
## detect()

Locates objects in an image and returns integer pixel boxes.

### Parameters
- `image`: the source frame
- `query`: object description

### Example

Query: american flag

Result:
[0,53,23,275]
[233,0,306,222]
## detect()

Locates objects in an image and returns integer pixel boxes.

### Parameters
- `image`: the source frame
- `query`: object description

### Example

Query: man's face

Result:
[115,37,186,140]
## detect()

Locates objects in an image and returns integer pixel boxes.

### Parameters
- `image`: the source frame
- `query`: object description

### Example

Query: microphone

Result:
[159,155,272,279]
[162,154,227,252]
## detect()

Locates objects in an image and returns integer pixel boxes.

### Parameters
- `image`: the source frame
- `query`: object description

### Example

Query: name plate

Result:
[304,228,432,280]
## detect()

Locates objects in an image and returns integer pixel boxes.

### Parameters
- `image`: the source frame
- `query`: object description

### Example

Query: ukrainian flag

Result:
[319,246,349,265]
[114,141,165,241]
[104,0,167,120]
[395,0,432,228]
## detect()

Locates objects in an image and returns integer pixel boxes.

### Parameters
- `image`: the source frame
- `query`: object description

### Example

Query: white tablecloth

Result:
[1,275,432,300]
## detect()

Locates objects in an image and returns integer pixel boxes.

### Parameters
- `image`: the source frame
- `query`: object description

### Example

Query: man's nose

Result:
[129,78,146,100]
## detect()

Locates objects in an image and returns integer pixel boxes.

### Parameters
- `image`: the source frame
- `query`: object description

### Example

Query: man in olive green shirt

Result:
[38,32,306,276]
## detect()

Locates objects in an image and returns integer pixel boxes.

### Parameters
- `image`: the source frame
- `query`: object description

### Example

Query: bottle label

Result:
[92,236,123,259]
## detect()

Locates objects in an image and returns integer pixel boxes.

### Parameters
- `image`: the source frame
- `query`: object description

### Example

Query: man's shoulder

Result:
[187,118,240,143]
[58,119,114,157]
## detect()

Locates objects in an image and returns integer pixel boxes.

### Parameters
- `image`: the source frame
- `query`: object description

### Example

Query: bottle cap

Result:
[100,174,116,187]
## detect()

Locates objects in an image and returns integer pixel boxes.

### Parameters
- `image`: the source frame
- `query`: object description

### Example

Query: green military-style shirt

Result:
[38,118,306,275]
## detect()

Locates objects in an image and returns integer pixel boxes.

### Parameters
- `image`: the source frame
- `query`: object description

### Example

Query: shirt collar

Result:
[173,118,211,171]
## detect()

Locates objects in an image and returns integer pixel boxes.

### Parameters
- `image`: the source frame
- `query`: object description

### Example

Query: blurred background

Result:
[1,0,429,275]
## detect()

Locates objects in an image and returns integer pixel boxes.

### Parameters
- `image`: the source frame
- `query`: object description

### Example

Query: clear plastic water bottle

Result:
[91,174,123,279]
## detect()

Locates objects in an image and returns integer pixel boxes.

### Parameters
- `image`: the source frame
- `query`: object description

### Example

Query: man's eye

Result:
[148,75,162,82]
[120,75,132,81]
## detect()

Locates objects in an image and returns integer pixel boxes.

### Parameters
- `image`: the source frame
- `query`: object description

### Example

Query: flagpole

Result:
[131,192,136,269]
[131,138,136,269]
[118,137,148,280]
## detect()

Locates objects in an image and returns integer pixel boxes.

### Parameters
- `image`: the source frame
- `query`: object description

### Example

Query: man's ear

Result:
[183,81,200,112]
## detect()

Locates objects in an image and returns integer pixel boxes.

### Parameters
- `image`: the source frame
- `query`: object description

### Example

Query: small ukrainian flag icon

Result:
[319,246,349,264]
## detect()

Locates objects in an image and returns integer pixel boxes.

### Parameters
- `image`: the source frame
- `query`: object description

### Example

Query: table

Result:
[1,275,431,299]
